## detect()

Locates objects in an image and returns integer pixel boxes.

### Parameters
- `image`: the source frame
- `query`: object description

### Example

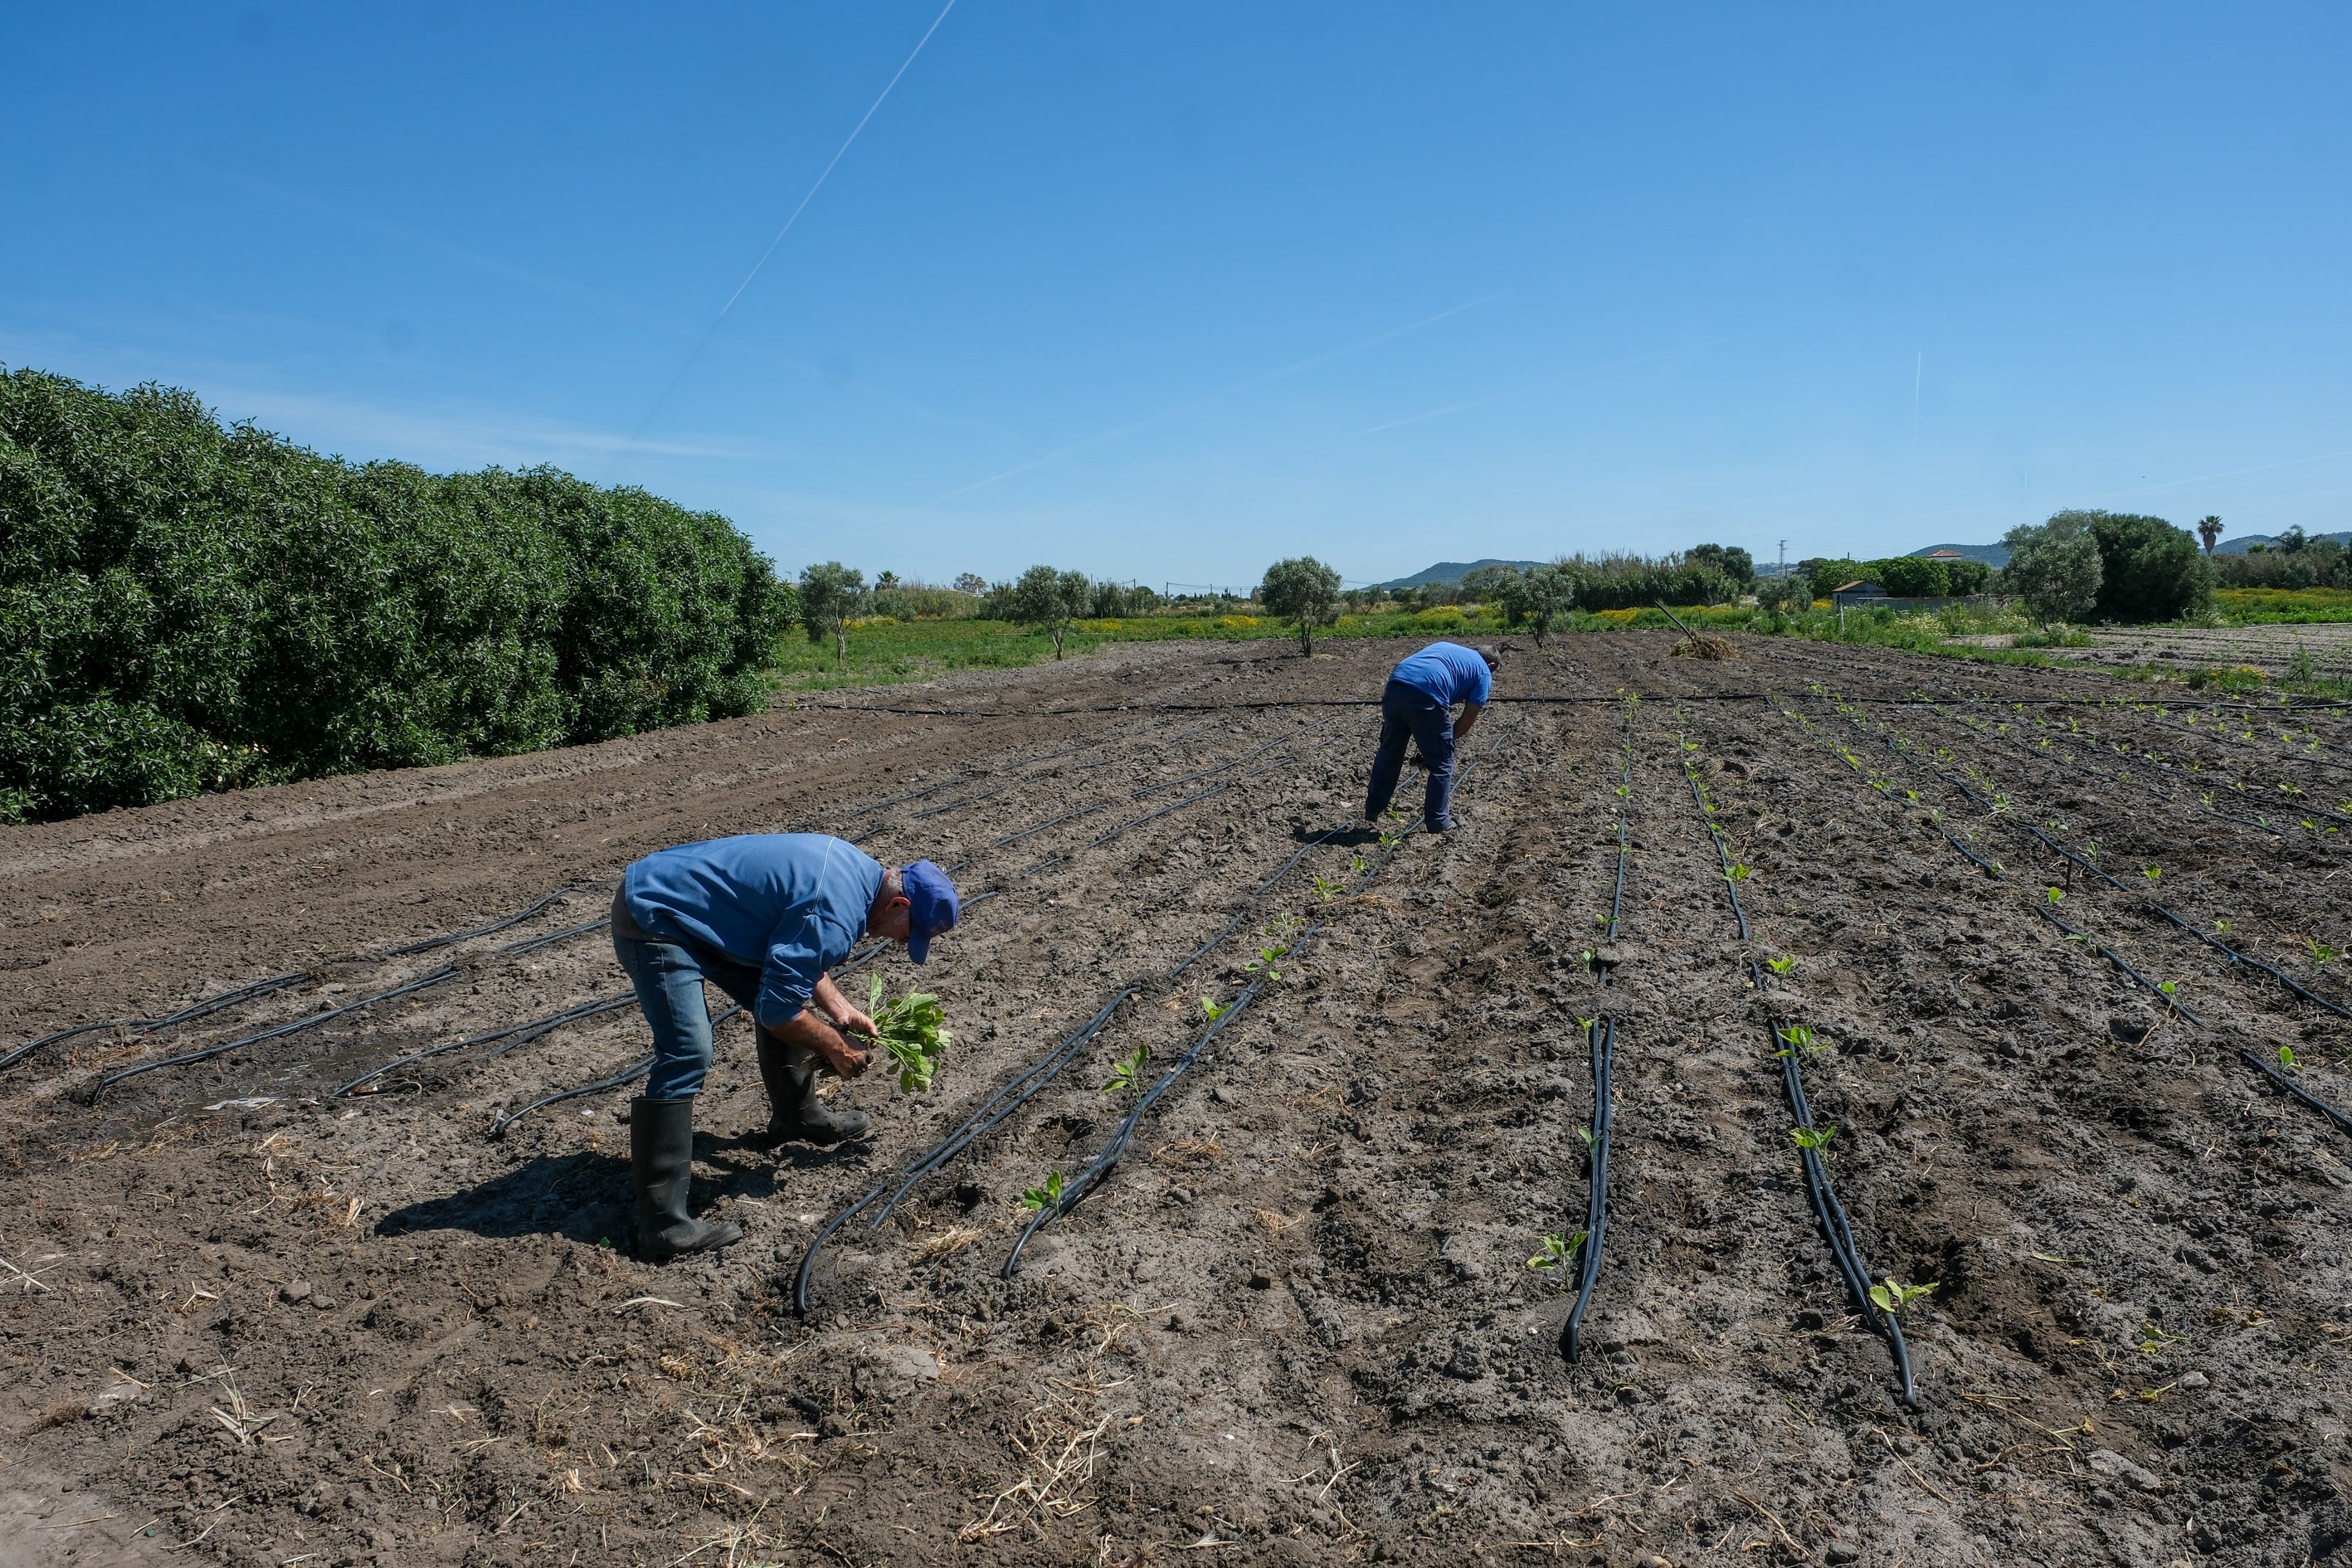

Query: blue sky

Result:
[4,4,2348,586]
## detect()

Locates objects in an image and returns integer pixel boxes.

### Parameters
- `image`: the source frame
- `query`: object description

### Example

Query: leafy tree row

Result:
[1,368,791,822]
[1795,554,1994,599]
[1999,510,2210,626]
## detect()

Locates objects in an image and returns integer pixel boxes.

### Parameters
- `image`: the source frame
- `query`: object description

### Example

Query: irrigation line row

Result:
[996,722,1517,1281]
[2150,908,2352,1019]
[1564,696,1636,1363]
[387,887,584,955]
[331,992,639,1098]
[2241,1049,2352,1137]
[1675,709,1916,1408]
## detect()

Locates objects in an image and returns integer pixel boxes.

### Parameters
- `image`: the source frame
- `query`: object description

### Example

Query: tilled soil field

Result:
[5,633,2352,1568]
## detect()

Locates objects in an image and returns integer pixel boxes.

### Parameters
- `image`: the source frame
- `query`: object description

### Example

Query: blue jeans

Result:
[1365,680,1457,828]
[613,930,766,1100]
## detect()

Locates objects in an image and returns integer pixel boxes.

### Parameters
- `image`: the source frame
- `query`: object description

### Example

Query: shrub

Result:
[2001,515,2104,626]
[1257,556,1342,654]
[2072,510,2212,622]
[0,367,790,821]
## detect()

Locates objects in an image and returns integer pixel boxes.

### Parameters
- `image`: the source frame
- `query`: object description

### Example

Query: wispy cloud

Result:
[926,291,1511,504]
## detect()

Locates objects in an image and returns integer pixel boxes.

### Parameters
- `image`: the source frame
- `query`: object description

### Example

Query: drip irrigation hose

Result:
[387,887,584,956]
[2241,1049,2352,1137]
[1024,784,1230,874]
[1677,709,1916,1407]
[489,1005,744,1137]
[1926,700,2286,837]
[3,887,594,1076]
[2027,904,2203,1023]
[790,987,1138,1316]
[494,918,612,957]
[999,723,1516,1278]
[330,992,637,1098]
[86,963,465,1101]
[1561,1018,1614,1362]
[2151,908,2352,1019]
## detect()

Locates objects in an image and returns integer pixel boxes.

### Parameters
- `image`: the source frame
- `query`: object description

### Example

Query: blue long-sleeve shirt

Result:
[1389,641,1493,707]
[619,833,884,1026]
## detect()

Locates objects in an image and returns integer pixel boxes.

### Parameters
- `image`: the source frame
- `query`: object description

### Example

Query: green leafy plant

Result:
[2142,865,2162,883]
[1790,1124,1837,1152]
[1868,1278,1936,1316]
[1527,1231,1587,1273]
[1725,862,1753,884]
[2044,886,2066,906]
[1244,943,1288,981]
[2307,937,2340,971]
[2279,1045,2301,1073]
[1312,873,1344,903]
[862,975,952,1093]
[1775,1023,1818,1059]
[1200,997,1229,1024]
[1020,1171,1065,1211]
[1101,1042,1152,1097]
[1765,955,1796,976]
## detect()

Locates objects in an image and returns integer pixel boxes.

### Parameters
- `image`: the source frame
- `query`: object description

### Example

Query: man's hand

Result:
[831,1003,879,1042]
[772,1009,869,1079]
[814,1028,870,1080]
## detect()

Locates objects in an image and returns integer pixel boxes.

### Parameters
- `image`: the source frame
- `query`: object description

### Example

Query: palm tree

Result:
[2198,515,2223,554]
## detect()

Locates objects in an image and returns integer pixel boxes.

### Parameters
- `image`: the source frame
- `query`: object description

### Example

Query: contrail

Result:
[613,0,958,470]
[927,291,1510,504]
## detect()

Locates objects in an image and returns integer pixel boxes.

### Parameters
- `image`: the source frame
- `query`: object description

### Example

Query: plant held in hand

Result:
[862,975,952,1093]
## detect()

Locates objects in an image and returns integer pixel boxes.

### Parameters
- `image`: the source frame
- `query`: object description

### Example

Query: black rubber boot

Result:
[756,1031,871,1146]
[630,1096,743,1262]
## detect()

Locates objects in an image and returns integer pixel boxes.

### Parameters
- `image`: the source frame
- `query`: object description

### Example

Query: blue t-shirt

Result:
[621,834,884,1027]
[1390,641,1493,707]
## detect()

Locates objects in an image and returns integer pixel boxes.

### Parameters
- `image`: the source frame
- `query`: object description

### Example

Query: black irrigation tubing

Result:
[1926,703,2287,837]
[494,917,612,958]
[330,992,638,1098]
[1563,704,1637,1361]
[86,963,465,1101]
[1023,784,1230,874]
[2152,908,2352,1019]
[1809,694,2203,1025]
[2,887,594,1077]
[2241,1049,2352,1137]
[789,986,1139,1317]
[910,783,1013,819]
[386,887,584,956]
[2027,903,2203,1024]
[1677,711,1916,1407]
[1561,1016,1616,1364]
[1001,722,1517,1277]
[489,1004,745,1138]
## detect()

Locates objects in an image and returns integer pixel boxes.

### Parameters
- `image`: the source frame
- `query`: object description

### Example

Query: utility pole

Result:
[1778,539,1787,580]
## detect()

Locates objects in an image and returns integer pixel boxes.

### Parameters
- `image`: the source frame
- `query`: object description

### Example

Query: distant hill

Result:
[1373,558,1541,590]
[1908,542,2010,568]
[2217,532,2352,555]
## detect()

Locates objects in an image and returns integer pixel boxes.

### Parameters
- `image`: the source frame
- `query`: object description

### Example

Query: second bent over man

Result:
[1365,640,1499,832]
[611,833,958,1260]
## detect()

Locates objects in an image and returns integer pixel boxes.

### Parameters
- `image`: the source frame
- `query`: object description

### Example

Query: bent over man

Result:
[610,834,958,1260]
[1364,640,1498,832]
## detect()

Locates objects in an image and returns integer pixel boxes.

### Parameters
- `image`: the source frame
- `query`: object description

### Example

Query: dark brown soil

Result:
[4,632,2349,1567]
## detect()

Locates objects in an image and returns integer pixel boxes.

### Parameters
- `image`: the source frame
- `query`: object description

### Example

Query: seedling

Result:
[1868,1278,1936,1317]
[1991,792,2011,814]
[1376,829,1401,851]
[1243,943,1288,981]
[1200,997,1229,1024]
[1580,947,1599,971]
[2279,1045,2301,1073]
[1102,1042,1152,1097]
[1725,862,1753,884]
[2214,919,2233,933]
[1790,1124,1837,1152]
[1765,955,1796,976]
[2137,1322,2189,1355]
[1312,874,1344,903]
[2142,865,2163,883]
[1575,1126,1597,1157]
[862,975,952,1093]
[1775,1023,1819,1058]
[1350,853,1367,875]
[2157,980,2180,1000]
[2307,937,2340,971]
[1020,1172,1065,1212]
[1527,1231,1587,1273]
[2044,886,2065,907]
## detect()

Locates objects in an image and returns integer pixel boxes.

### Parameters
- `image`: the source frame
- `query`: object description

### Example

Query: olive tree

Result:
[2000,518,2101,629]
[798,561,867,669]
[1257,556,1343,655]
[1009,564,1093,659]
[1507,563,1578,647]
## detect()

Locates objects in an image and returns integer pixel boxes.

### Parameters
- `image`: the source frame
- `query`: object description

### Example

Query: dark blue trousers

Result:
[1365,679,1457,828]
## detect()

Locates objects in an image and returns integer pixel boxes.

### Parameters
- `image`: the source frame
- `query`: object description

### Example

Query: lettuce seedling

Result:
[2044,886,2065,906]
[1766,955,1796,976]
[1102,1042,1152,1097]
[2307,937,2340,971]
[863,975,951,1093]
[2142,865,2162,882]
[1775,1023,1819,1058]
[2280,1045,2301,1073]
[1790,1125,1836,1152]
[1868,1278,1935,1316]
[1725,862,1753,884]
[1200,997,1229,1024]
[1527,1231,1587,1273]
[1020,1172,1065,1211]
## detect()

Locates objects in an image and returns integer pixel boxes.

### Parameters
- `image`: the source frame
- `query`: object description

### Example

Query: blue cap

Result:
[901,860,958,964]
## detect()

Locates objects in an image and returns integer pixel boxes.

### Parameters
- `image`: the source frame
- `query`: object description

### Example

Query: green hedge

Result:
[0,368,792,822]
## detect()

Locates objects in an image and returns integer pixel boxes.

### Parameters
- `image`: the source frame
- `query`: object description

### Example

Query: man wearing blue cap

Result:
[1364,640,1499,833]
[609,834,959,1260]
